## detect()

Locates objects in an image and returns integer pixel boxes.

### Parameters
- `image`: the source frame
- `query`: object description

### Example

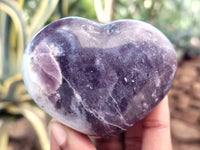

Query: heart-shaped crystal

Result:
[22,17,177,138]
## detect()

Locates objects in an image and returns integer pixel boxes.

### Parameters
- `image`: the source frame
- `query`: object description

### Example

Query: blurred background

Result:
[0,0,199,150]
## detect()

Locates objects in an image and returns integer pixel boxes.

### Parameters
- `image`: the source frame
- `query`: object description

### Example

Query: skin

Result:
[50,96,172,150]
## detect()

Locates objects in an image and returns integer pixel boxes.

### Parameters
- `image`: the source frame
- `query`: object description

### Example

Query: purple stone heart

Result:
[22,17,177,138]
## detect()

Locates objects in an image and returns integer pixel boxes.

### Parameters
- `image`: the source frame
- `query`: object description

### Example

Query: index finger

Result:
[142,96,172,150]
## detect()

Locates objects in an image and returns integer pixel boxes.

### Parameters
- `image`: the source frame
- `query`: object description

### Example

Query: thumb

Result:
[50,119,96,150]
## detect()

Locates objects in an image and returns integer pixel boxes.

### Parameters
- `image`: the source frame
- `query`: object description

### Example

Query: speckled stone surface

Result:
[22,17,177,138]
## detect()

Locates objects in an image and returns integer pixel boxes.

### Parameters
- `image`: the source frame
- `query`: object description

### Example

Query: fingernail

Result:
[51,123,67,146]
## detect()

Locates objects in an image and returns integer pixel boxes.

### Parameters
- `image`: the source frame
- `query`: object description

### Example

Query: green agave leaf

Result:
[19,107,50,150]
[18,0,25,8]
[0,101,10,110]
[0,74,23,101]
[0,11,6,79]
[29,0,59,39]
[60,0,68,17]
[0,83,6,99]
[0,0,27,78]
[3,79,23,101]
[0,120,10,150]
[0,74,32,101]
[61,0,68,16]
[6,105,50,150]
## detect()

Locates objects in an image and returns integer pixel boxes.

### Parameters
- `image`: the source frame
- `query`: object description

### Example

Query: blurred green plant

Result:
[0,0,60,150]
[115,0,200,58]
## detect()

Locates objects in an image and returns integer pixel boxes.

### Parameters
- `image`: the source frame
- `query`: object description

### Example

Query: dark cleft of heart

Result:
[22,17,177,138]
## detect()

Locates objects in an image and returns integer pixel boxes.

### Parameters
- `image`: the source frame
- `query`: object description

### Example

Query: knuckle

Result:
[142,119,169,129]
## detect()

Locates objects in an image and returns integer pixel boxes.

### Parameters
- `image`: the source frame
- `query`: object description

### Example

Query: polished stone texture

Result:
[22,17,177,138]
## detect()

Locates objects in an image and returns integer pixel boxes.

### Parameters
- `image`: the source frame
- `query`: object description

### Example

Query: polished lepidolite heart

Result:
[22,17,177,138]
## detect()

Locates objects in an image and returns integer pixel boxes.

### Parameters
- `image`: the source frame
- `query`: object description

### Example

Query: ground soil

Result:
[8,57,200,150]
[168,56,200,150]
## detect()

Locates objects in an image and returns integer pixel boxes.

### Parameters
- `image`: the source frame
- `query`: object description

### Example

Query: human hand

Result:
[50,96,172,150]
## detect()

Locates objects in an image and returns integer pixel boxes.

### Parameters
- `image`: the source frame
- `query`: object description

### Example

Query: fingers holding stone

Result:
[142,96,172,150]
[94,134,124,150]
[124,121,143,150]
[50,119,96,150]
